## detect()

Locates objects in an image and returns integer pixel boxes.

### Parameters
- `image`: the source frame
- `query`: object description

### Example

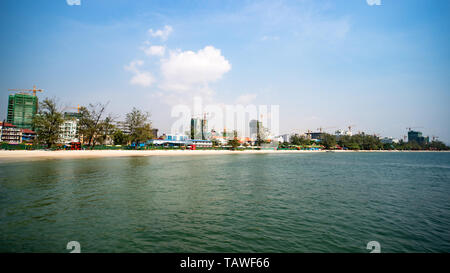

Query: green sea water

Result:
[0,152,449,253]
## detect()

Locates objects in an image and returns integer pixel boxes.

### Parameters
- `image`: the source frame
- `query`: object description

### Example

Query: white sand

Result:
[0,149,324,161]
[0,149,445,162]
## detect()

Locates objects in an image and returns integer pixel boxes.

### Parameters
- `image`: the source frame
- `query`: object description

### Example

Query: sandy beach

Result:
[0,149,324,161]
[0,149,446,162]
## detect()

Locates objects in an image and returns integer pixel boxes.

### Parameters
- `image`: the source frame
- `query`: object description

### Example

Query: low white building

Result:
[335,129,352,137]
[380,137,400,144]
[148,134,212,147]
[59,119,79,144]
[0,122,22,144]
[275,134,290,143]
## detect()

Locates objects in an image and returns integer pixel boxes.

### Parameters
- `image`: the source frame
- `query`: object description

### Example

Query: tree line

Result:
[285,133,449,151]
[32,98,154,148]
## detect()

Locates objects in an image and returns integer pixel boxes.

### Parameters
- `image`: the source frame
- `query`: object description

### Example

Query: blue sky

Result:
[1,0,449,142]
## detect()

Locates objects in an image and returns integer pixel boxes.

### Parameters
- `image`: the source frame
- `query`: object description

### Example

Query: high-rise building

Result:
[7,93,38,130]
[151,128,159,138]
[408,130,429,144]
[249,119,270,140]
[249,119,264,140]
[191,118,207,140]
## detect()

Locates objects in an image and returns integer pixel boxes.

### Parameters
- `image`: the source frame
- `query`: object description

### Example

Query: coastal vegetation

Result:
[285,133,449,151]
[78,102,114,148]
[32,98,64,148]
[227,130,240,150]
[125,108,153,147]
[4,96,450,151]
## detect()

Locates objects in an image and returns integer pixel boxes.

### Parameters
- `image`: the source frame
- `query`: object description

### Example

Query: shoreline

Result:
[0,149,448,162]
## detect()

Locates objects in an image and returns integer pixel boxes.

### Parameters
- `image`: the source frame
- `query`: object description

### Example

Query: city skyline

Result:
[0,0,449,143]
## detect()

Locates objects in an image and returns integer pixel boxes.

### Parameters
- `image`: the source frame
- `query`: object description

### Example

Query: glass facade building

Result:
[7,94,38,130]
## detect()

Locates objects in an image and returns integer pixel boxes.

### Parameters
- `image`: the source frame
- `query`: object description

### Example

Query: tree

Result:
[427,141,449,151]
[32,98,65,148]
[211,138,219,147]
[337,135,351,148]
[97,116,116,145]
[190,119,195,140]
[320,134,337,149]
[228,138,240,150]
[290,134,311,146]
[126,107,153,146]
[279,141,289,149]
[256,121,262,146]
[78,102,112,148]
[347,143,361,150]
[228,130,240,150]
[113,129,129,145]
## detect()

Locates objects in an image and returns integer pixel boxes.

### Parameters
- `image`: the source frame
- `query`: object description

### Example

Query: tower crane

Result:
[348,124,356,133]
[316,126,336,133]
[65,104,81,113]
[8,85,44,96]
[406,126,423,132]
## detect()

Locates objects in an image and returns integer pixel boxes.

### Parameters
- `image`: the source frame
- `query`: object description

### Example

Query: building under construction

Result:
[7,93,39,130]
[191,117,208,140]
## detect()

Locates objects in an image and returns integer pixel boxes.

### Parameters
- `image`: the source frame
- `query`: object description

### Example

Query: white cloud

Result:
[236,93,257,104]
[148,25,173,41]
[130,72,154,87]
[124,60,143,73]
[160,46,231,92]
[125,60,155,87]
[144,45,166,57]
[366,0,381,6]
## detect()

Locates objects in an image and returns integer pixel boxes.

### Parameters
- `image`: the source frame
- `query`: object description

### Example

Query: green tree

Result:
[360,134,382,150]
[97,116,116,145]
[211,138,219,147]
[228,130,240,150]
[337,135,351,148]
[190,119,195,140]
[32,98,65,148]
[289,134,311,146]
[228,138,240,150]
[383,143,394,150]
[78,103,111,148]
[126,107,154,146]
[279,141,289,149]
[320,134,337,149]
[113,129,129,145]
[427,141,449,150]
[256,121,262,146]
[347,143,361,150]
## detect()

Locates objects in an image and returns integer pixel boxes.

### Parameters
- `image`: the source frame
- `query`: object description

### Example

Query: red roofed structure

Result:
[0,122,22,144]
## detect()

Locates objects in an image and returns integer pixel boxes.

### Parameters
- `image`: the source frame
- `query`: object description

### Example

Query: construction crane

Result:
[69,104,81,113]
[406,126,423,132]
[316,126,336,133]
[8,85,44,96]
[348,124,357,133]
